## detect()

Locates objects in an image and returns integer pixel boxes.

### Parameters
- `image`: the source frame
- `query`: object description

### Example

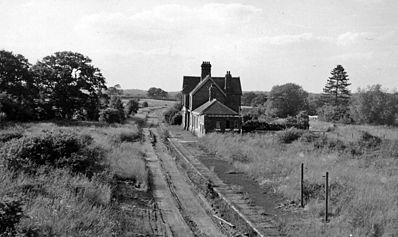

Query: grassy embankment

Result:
[200,120,398,236]
[0,119,148,236]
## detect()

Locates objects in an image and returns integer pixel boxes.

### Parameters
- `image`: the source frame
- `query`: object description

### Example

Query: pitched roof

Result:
[182,76,200,93]
[192,99,238,115]
[211,77,242,95]
[190,75,226,97]
[182,75,242,95]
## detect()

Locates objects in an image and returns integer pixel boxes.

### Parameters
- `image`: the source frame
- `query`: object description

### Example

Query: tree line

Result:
[243,65,398,126]
[0,50,144,123]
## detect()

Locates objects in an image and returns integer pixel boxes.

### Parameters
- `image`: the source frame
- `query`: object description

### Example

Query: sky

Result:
[1,0,397,92]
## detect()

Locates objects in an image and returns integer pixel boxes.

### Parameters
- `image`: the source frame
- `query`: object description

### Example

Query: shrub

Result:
[110,130,141,144]
[163,108,181,125]
[0,130,105,177]
[299,132,320,143]
[0,197,23,235]
[125,99,139,117]
[358,131,382,149]
[277,128,303,144]
[130,116,146,128]
[350,85,397,125]
[317,105,352,124]
[142,101,148,107]
[170,113,182,125]
[99,108,123,123]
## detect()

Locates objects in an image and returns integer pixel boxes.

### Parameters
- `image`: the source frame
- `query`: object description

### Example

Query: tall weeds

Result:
[0,121,148,236]
[200,125,398,236]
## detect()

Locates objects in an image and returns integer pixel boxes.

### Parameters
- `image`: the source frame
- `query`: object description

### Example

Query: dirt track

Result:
[142,108,226,236]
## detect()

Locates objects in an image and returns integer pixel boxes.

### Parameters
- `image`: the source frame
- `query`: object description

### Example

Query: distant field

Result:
[122,88,180,101]
[200,122,398,236]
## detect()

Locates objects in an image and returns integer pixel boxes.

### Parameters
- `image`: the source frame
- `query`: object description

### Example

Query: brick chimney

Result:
[201,61,211,80]
[224,71,232,93]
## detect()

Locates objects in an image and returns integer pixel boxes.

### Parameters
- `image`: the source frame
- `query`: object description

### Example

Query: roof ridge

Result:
[190,75,226,97]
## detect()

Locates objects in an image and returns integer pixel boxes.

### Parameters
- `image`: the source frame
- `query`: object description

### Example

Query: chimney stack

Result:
[224,71,232,92]
[201,61,211,80]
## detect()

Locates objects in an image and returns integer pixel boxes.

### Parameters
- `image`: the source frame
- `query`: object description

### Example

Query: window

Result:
[216,121,220,129]
[226,120,230,129]
[234,120,239,129]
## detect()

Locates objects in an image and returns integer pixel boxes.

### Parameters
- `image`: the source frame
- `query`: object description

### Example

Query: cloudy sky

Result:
[1,0,397,92]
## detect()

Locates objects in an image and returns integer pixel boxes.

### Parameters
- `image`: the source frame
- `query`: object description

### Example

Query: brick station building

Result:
[181,62,242,137]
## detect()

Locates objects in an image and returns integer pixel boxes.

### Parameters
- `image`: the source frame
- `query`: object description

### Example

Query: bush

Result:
[99,108,123,123]
[350,85,397,125]
[163,108,181,125]
[142,101,148,108]
[0,197,23,235]
[0,130,105,177]
[277,128,304,144]
[170,113,182,125]
[110,130,141,144]
[317,105,352,124]
[299,132,320,143]
[125,99,139,117]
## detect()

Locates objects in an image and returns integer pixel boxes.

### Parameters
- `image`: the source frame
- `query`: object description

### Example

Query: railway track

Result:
[143,127,227,236]
[143,107,281,236]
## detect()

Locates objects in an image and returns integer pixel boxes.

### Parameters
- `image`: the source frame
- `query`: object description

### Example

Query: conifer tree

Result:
[322,65,351,106]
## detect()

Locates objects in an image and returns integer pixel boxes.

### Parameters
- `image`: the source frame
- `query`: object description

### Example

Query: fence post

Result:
[325,171,329,223]
[301,163,304,208]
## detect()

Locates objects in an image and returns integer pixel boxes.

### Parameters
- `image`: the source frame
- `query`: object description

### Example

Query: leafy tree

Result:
[0,50,33,100]
[0,50,36,120]
[317,104,352,123]
[307,94,325,115]
[107,84,123,96]
[125,99,139,117]
[109,95,125,121]
[266,83,308,118]
[251,93,267,107]
[31,51,106,120]
[322,65,351,106]
[147,87,168,99]
[350,85,397,125]
[241,92,257,106]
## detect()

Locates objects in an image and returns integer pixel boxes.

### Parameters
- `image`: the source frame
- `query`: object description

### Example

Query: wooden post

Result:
[301,163,304,208]
[325,172,329,223]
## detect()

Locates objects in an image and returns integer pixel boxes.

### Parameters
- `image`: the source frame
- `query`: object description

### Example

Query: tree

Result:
[322,65,351,106]
[147,87,168,99]
[251,94,268,107]
[350,85,397,125]
[266,83,308,118]
[107,84,123,96]
[109,95,125,121]
[0,50,36,120]
[125,99,139,117]
[31,51,106,120]
[307,94,325,115]
[241,92,257,106]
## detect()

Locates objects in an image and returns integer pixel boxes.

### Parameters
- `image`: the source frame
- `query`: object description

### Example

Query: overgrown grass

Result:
[200,124,398,236]
[0,120,149,236]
